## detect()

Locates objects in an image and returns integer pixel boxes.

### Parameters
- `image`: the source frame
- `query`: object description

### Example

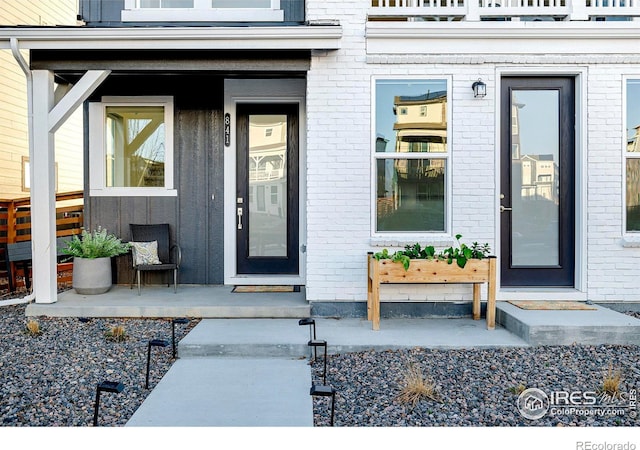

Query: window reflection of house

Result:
[393,92,446,207]
[376,91,447,231]
[511,99,558,204]
[520,154,558,204]
[626,123,640,230]
[248,114,287,256]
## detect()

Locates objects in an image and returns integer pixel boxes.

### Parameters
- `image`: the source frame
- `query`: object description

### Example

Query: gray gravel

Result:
[311,313,640,427]
[1,301,638,427]
[0,303,198,426]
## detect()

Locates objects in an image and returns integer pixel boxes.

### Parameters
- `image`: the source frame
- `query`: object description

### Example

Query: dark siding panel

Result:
[88,197,120,236]
[282,0,305,22]
[208,109,224,284]
[88,196,128,285]
[119,198,151,239]
[148,197,177,227]
[176,109,209,284]
[83,75,228,285]
[175,78,224,285]
[80,0,124,24]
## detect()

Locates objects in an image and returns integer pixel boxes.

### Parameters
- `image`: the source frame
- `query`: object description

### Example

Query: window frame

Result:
[122,0,284,22]
[89,96,177,197]
[624,77,640,234]
[371,76,452,239]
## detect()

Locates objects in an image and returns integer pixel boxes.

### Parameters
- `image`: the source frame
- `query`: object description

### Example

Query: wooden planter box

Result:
[367,253,497,331]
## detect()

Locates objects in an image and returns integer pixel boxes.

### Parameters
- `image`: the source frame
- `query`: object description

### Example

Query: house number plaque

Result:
[224,113,231,147]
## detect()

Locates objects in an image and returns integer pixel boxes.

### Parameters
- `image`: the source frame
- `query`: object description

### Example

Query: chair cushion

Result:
[130,241,162,265]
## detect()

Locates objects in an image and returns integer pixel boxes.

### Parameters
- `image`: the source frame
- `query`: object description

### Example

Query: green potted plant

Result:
[61,227,130,295]
[368,234,496,331]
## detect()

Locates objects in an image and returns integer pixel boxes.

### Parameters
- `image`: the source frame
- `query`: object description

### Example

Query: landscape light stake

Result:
[171,318,190,358]
[145,339,169,389]
[310,384,337,427]
[308,339,328,384]
[298,318,317,360]
[93,380,124,426]
[308,340,336,426]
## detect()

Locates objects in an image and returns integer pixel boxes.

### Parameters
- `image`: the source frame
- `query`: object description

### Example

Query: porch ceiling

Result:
[29,49,313,79]
[0,25,342,51]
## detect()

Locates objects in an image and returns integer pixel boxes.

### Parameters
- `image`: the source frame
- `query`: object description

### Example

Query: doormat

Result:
[232,285,299,293]
[508,300,597,311]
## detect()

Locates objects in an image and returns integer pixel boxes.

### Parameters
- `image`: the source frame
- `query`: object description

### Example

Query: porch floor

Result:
[25,284,310,319]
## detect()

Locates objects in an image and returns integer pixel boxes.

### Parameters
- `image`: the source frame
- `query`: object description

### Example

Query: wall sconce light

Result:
[472,79,487,98]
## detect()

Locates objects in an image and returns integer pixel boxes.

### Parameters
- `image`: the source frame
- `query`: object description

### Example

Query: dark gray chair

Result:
[129,223,181,295]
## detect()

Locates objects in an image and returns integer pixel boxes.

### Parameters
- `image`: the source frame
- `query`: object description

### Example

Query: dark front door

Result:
[236,103,299,274]
[500,77,575,287]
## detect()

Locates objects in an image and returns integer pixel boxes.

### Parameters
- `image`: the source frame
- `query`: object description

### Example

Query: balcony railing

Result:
[370,0,640,21]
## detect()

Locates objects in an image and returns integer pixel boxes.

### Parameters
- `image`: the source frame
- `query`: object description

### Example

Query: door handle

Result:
[500,205,512,213]
[237,207,243,230]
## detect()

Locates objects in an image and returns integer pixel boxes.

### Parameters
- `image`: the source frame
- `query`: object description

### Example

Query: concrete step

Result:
[496,302,640,346]
[177,316,531,359]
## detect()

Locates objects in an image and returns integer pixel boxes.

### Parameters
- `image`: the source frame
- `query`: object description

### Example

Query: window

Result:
[374,79,449,233]
[22,157,58,192]
[626,79,640,231]
[139,0,193,7]
[122,0,283,21]
[89,97,176,197]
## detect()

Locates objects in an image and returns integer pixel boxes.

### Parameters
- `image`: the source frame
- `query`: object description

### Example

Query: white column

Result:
[467,0,480,21]
[31,70,57,304]
[570,0,589,20]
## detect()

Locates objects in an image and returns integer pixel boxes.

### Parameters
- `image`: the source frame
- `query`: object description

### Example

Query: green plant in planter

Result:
[62,227,130,259]
[373,234,491,270]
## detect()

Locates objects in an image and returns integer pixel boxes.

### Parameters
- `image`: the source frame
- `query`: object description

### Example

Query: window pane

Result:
[212,0,271,7]
[627,80,640,152]
[105,106,166,188]
[376,79,447,154]
[248,114,287,257]
[140,0,193,7]
[627,159,640,231]
[510,90,559,266]
[376,158,446,232]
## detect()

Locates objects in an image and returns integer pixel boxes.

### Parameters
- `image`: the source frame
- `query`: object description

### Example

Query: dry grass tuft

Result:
[601,364,622,398]
[105,325,127,342]
[508,383,527,395]
[397,362,442,406]
[25,319,41,336]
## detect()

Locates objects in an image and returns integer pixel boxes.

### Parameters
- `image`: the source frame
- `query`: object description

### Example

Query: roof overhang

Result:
[366,21,640,55]
[0,25,342,51]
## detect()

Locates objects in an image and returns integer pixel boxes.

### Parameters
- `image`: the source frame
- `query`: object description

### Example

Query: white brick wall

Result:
[305,1,640,303]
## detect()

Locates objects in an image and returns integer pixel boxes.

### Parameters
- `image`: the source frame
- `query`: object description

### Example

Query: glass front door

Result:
[500,77,575,287]
[236,103,299,274]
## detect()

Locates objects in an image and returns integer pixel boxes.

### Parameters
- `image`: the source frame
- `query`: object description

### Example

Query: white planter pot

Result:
[72,256,112,295]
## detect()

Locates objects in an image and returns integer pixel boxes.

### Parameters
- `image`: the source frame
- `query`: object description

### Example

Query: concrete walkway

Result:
[126,305,640,427]
[126,316,529,427]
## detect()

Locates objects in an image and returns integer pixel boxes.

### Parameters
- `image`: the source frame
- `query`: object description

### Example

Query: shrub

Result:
[374,234,491,269]
[105,325,128,342]
[61,227,130,259]
[601,364,622,398]
[397,362,442,406]
[25,319,41,336]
